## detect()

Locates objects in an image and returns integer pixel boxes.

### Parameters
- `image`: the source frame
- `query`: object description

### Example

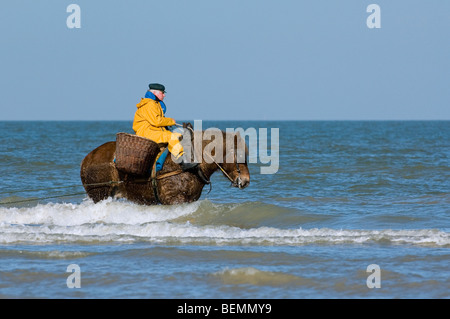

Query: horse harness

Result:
[112,125,242,204]
[149,159,213,204]
[149,147,242,204]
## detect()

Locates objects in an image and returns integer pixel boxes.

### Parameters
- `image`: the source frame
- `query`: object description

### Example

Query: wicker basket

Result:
[115,133,160,175]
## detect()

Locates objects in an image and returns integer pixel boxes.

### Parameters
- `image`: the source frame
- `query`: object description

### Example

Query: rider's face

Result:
[153,90,165,101]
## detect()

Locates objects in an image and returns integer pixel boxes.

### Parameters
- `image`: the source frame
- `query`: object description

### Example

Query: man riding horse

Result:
[80,82,250,205]
[132,83,198,171]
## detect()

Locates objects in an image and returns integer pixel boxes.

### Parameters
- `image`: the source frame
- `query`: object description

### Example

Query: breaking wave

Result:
[0,199,448,246]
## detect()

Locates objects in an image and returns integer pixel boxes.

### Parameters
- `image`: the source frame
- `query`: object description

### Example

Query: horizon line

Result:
[1,119,449,122]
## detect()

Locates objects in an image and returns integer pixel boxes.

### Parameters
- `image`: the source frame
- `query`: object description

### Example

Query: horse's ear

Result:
[183,122,193,130]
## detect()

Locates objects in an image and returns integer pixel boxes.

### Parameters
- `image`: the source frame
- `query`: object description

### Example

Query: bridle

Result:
[210,149,244,188]
[233,151,244,189]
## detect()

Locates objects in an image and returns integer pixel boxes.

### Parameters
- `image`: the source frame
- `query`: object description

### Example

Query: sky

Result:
[1,0,449,121]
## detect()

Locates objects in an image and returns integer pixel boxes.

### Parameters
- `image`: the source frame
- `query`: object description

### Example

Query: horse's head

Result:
[185,126,250,189]
[221,157,250,189]
[220,131,250,189]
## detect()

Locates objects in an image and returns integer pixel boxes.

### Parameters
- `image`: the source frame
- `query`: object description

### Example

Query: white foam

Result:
[0,200,448,246]
[0,198,200,226]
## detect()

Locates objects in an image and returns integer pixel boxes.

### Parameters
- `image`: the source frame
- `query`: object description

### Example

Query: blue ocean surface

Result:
[0,120,449,299]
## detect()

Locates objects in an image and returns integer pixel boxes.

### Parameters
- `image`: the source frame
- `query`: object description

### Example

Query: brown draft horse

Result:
[80,128,250,205]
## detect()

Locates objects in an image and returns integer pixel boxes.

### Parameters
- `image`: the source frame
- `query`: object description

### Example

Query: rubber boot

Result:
[180,160,199,172]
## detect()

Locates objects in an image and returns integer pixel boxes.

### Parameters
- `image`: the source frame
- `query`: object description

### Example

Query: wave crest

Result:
[0,199,448,246]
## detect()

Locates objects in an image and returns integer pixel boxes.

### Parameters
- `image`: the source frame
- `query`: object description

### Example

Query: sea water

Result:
[0,121,448,298]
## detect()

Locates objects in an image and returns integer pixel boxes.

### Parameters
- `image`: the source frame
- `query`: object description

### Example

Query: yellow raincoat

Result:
[132,98,183,158]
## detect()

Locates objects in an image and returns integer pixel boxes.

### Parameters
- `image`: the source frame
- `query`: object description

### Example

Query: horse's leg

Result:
[157,159,204,205]
[80,141,120,203]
